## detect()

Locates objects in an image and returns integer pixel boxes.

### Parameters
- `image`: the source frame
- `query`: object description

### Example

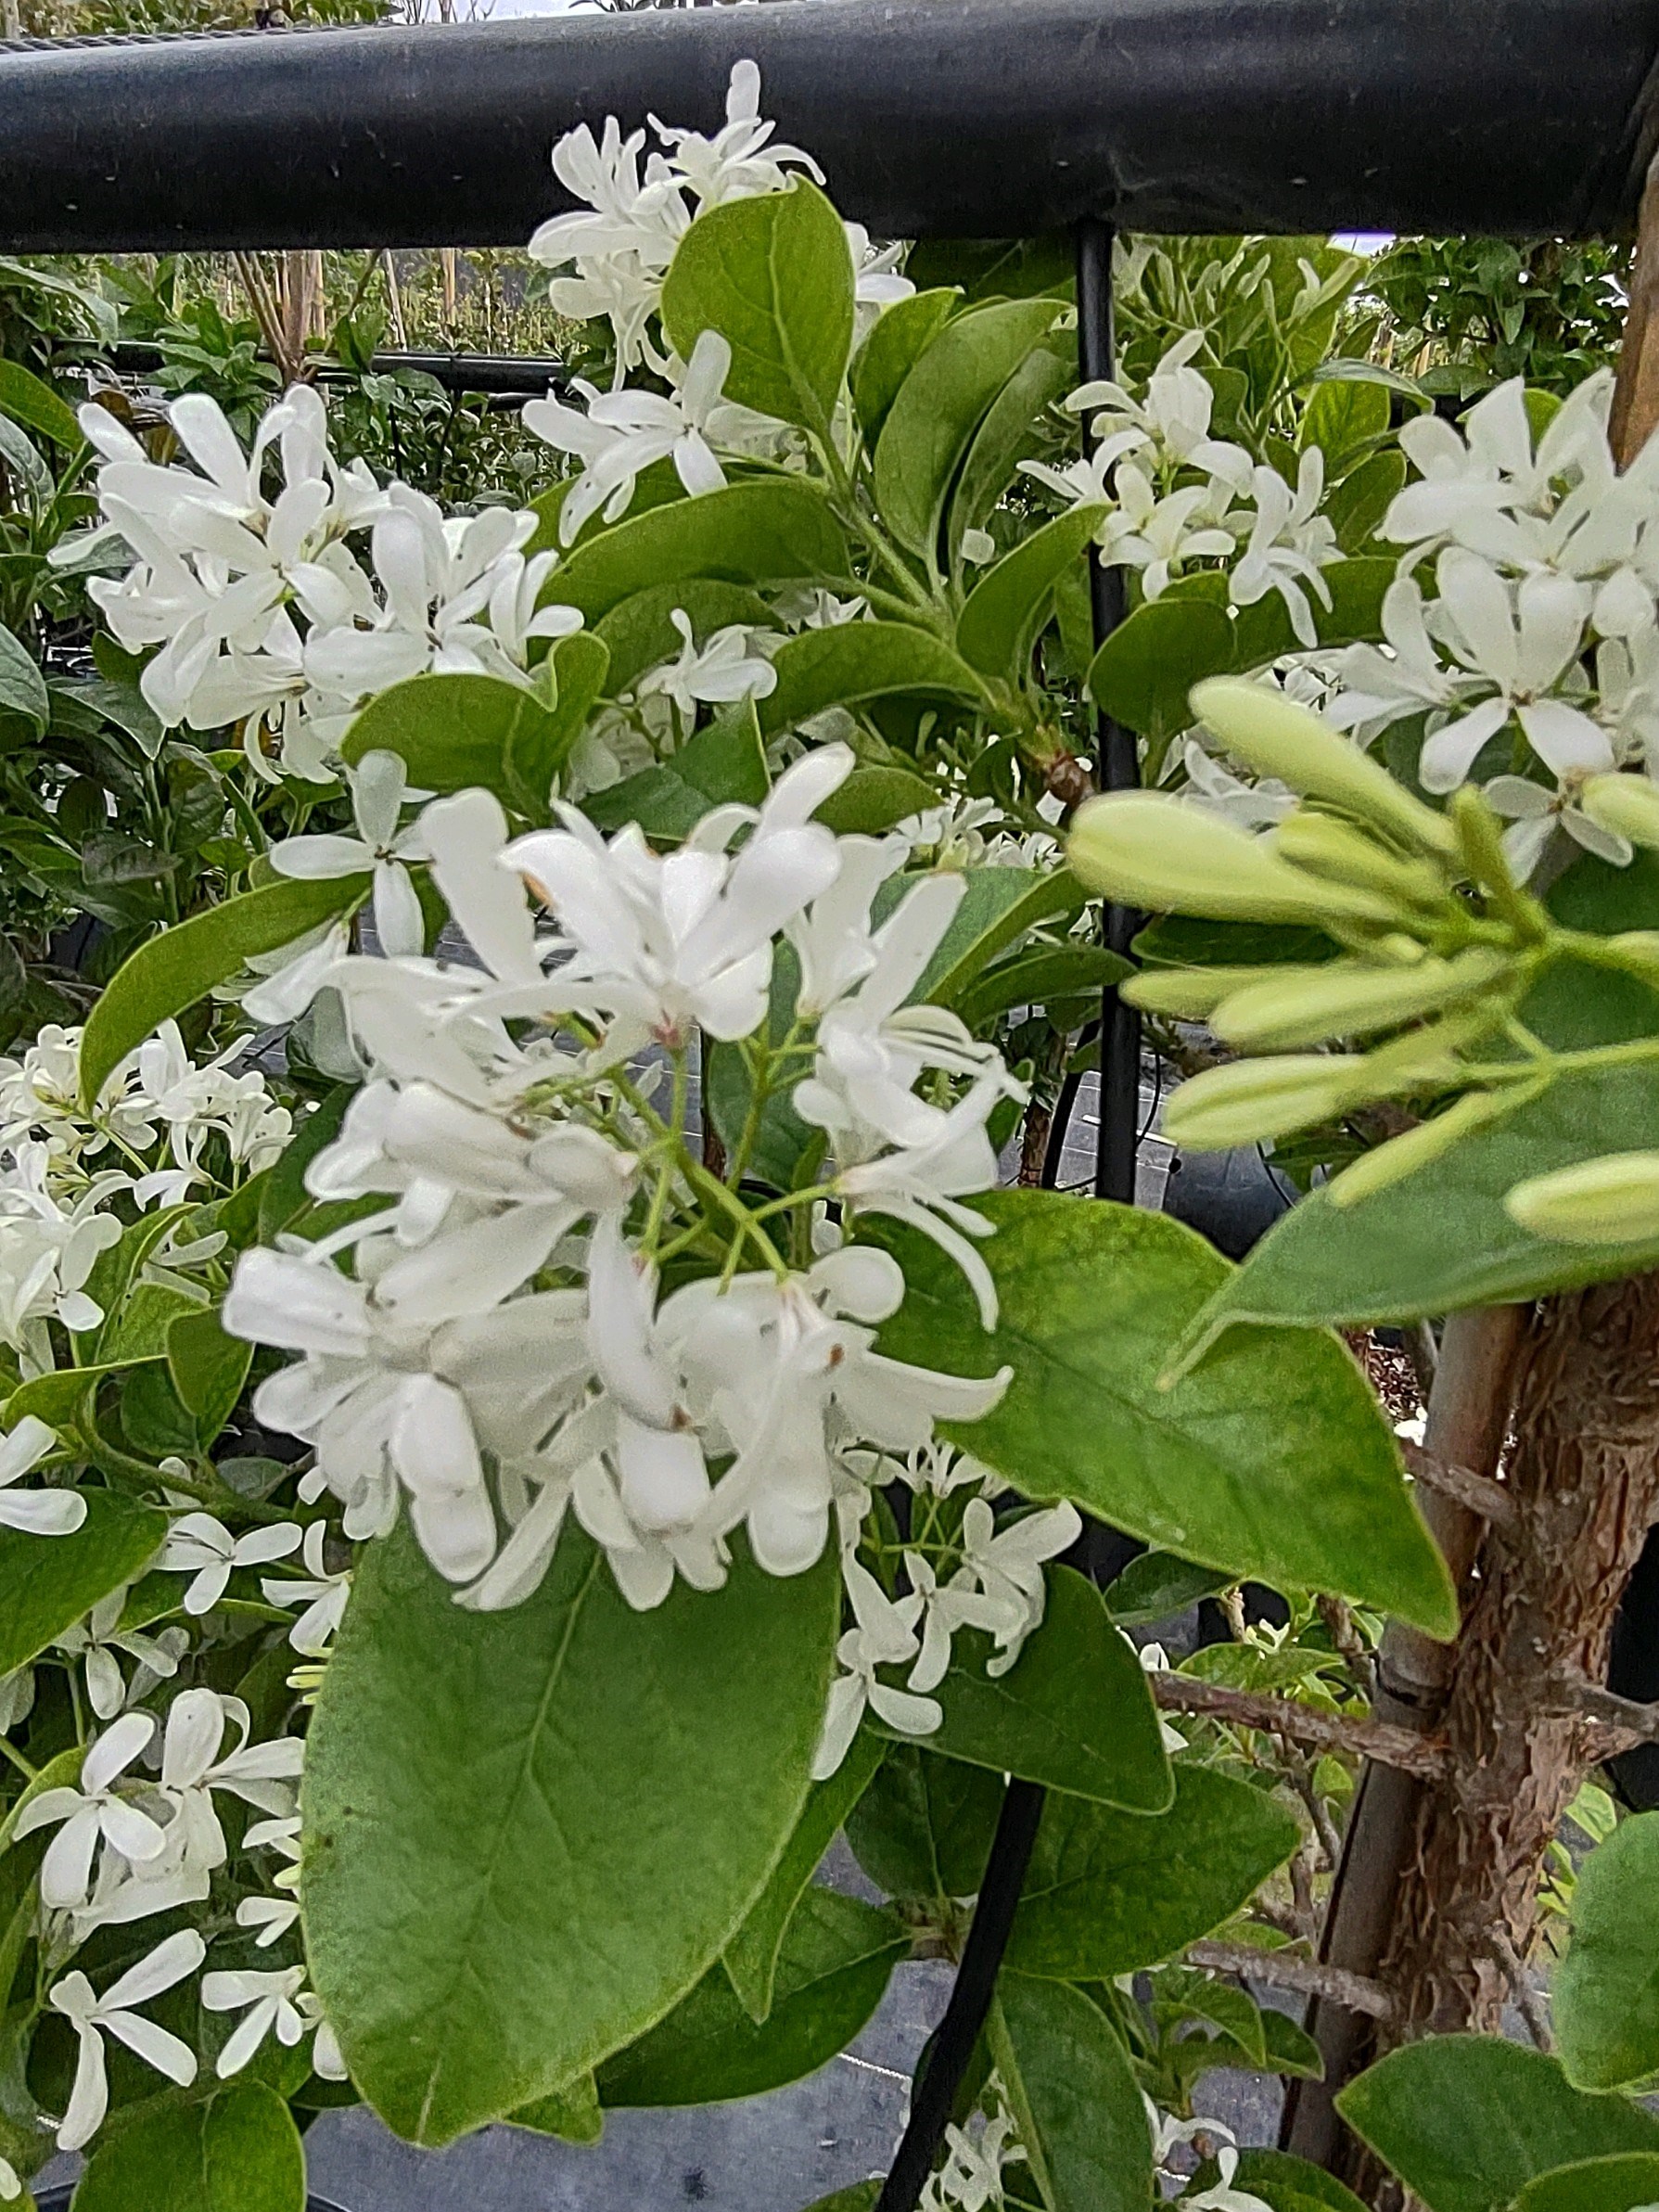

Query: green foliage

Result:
[1367,236,1627,400]
[995,1975,1152,2212]
[584,700,770,838]
[529,479,848,616]
[72,2082,306,2212]
[1554,1812,1659,2091]
[341,666,588,815]
[0,1491,167,1676]
[759,622,989,739]
[1514,2154,1659,2212]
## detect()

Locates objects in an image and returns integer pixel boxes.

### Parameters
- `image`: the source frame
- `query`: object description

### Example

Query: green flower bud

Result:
[1326,1081,1543,1210]
[1605,930,1659,987]
[1191,676,1458,858]
[1121,966,1274,1019]
[1163,1055,1356,1150]
[1211,949,1512,1052]
[1579,774,1659,850]
[1503,1151,1659,1244]
[1271,812,1453,914]
[1067,793,1401,925]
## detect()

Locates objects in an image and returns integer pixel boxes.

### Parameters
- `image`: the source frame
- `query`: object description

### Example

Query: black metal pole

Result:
[874,221,1137,2210]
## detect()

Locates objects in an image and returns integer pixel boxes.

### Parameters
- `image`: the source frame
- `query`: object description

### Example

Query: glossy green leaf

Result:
[79,875,365,1110]
[1102,1549,1232,1628]
[882,867,1087,1013]
[949,339,1075,545]
[584,699,770,838]
[167,1307,252,1445]
[1515,2153,1659,2212]
[1230,555,1394,671]
[662,179,855,435]
[872,1191,1457,1637]
[813,765,938,837]
[510,2071,604,2145]
[521,631,612,812]
[952,941,1129,1029]
[1299,377,1390,468]
[1336,2038,1659,2212]
[4,1358,159,1428]
[724,1726,886,2024]
[851,288,960,445]
[845,1743,1002,1903]
[759,621,989,739]
[1197,2150,1366,2212]
[73,2082,305,2212]
[339,669,568,812]
[594,580,774,697]
[0,625,49,737]
[1556,1811,1659,2091]
[0,358,84,451]
[1153,1963,1268,2065]
[1259,2008,1325,2080]
[874,300,1064,556]
[0,1490,166,1677]
[304,1520,838,2144]
[1327,449,1408,552]
[997,1975,1153,2212]
[798,2188,881,2212]
[957,506,1108,682]
[878,1566,1170,1810]
[537,480,849,623]
[1004,1766,1299,1978]
[1086,598,1234,748]
[599,1888,904,2106]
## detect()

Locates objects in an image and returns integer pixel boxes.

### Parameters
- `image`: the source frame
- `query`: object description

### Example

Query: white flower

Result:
[15,1711,170,1907]
[1227,451,1340,648]
[951,1495,1080,1675]
[262,1518,351,1654]
[0,2155,18,2201]
[1066,331,1254,492]
[636,609,778,721]
[202,1963,310,2078]
[238,917,353,1028]
[48,1929,205,2151]
[651,58,823,208]
[0,1413,83,1535]
[1182,2146,1274,2212]
[1179,737,1297,830]
[846,223,914,336]
[269,748,428,958]
[237,1813,302,1945]
[920,2090,1028,2212]
[160,1512,301,1615]
[159,1689,304,1875]
[812,1554,937,1779]
[57,1588,186,1720]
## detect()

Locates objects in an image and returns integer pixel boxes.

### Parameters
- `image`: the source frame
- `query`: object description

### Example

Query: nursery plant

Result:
[0,56,1657,2212]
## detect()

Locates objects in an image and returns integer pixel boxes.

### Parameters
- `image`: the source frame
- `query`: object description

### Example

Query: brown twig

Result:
[1147,1671,1447,1780]
[1399,1438,1520,1535]
[1542,1664,1659,1751]
[1488,1924,1552,2052]
[1187,1939,1395,2022]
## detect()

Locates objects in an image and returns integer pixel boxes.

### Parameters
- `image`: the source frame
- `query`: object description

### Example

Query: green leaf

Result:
[594,580,774,698]
[1102,1549,1232,1628]
[599,1888,905,2106]
[303,1519,838,2144]
[1515,2153,1659,2212]
[0,358,84,451]
[881,1566,1170,1810]
[662,178,854,436]
[957,506,1108,682]
[0,625,49,739]
[1327,450,1408,552]
[851,289,960,446]
[583,699,770,839]
[1192,2149,1366,2212]
[1335,2038,1659,2212]
[1555,1811,1659,2091]
[844,1743,1003,1903]
[510,2071,604,2144]
[1154,1963,1268,2065]
[704,940,822,1196]
[882,868,1086,1013]
[952,942,1129,1029]
[166,1307,252,1445]
[1230,555,1394,671]
[1259,2007,1326,2080]
[798,2189,881,2212]
[871,1190,1457,1637]
[759,621,989,740]
[521,632,612,812]
[996,1975,1153,2212]
[874,300,1064,556]
[813,765,938,837]
[101,1278,207,1365]
[538,481,849,623]
[4,1358,159,1428]
[79,876,366,1111]
[1087,598,1234,751]
[340,670,564,810]
[949,339,1075,547]
[1299,377,1391,469]
[1007,1765,1298,1977]
[73,2081,305,2212]
[724,1725,886,2024]
[0,1490,167,1677]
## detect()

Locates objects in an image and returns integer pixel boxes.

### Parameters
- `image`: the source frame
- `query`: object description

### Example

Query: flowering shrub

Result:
[1,54,1658,2212]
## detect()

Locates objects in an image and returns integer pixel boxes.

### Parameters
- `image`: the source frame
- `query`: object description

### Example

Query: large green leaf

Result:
[759,621,989,739]
[1004,1765,1298,1977]
[536,480,848,623]
[1230,556,1394,670]
[951,941,1128,1029]
[881,868,1087,1013]
[303,1520,838,2144]
[0,1490,167,1677]
[1555,1811,1659,2091]
[167,1307,252,1446]
[996,1975,1153,2212]
[73,2082,306,2212]
[1087,598,1235,752]
[79,876,366,1110]
[510,2071,604,2144]
[957,506,1107,682]
[874,300,1064,556]
[844,1744,1002,1903]
[1299,377,1391,470]
[0,624,49,737]
[1190,2150,1367,2212]
[4,1358,161,1428]
[340,669,566,812]
[871,1191,1457,1637]
[0,357,84,451]
[851,288,960,446]
[878,1565,1170,1810]
[723,1726,886,2024]
[583,700,770,839]
[594,580,774,697]
[598,1888,904,2106]
[949,339,1075,546]
[1335,2038,1659,2212]
[1515,2154,1659,2212]
[1102,1549,1232,1627]
[814,765,938,837]
[661,178,854,437]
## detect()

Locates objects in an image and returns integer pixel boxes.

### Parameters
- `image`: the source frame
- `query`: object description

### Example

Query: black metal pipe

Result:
[2,0,1656,253]
[106,340,566,398]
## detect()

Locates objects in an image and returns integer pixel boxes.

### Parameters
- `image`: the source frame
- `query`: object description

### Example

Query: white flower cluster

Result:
[1029,332,1343,646]
[219,744,1074,1771]
[61,385,581,784]
[1147,2104,1274,2212]
[917,2079,1029,2212]
[1326,370,1659,875]
[0,1020,287,1370]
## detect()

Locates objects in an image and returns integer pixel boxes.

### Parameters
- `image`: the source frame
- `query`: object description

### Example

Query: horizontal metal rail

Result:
[106,341,566,397]
[1,0,1655,252]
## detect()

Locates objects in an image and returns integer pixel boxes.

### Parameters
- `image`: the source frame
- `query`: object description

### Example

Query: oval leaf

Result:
[0,358,85,452]
[341,669,565,809]
[1516,2154,1659,2212]
[1087,597,1236,747]
[537,480,848,623]
[759,621,989,739]
[957,505,1107,680]
[1555,1811,1659,2091]
[0,1490,167,1678]
[851,288,959,446]
[73,2081,305,2212]
[997,1974,1153,2212]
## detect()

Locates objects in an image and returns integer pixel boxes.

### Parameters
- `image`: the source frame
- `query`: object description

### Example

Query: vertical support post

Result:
[1074,216,1142,1204]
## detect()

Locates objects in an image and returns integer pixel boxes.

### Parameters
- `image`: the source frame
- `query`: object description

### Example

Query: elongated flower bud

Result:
[1326,1081,1542,1210]
[1163,1055,1357,1150]
[1192,677,1458,857]
[1605,930,1659,987]
[1504,1151,1659,1244]
[1067,793,1401,925]
[1121,966,1272,1019]
[1271,812,1451,914]
[1580,774,1659,850]
[1211,949,1512,1052]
